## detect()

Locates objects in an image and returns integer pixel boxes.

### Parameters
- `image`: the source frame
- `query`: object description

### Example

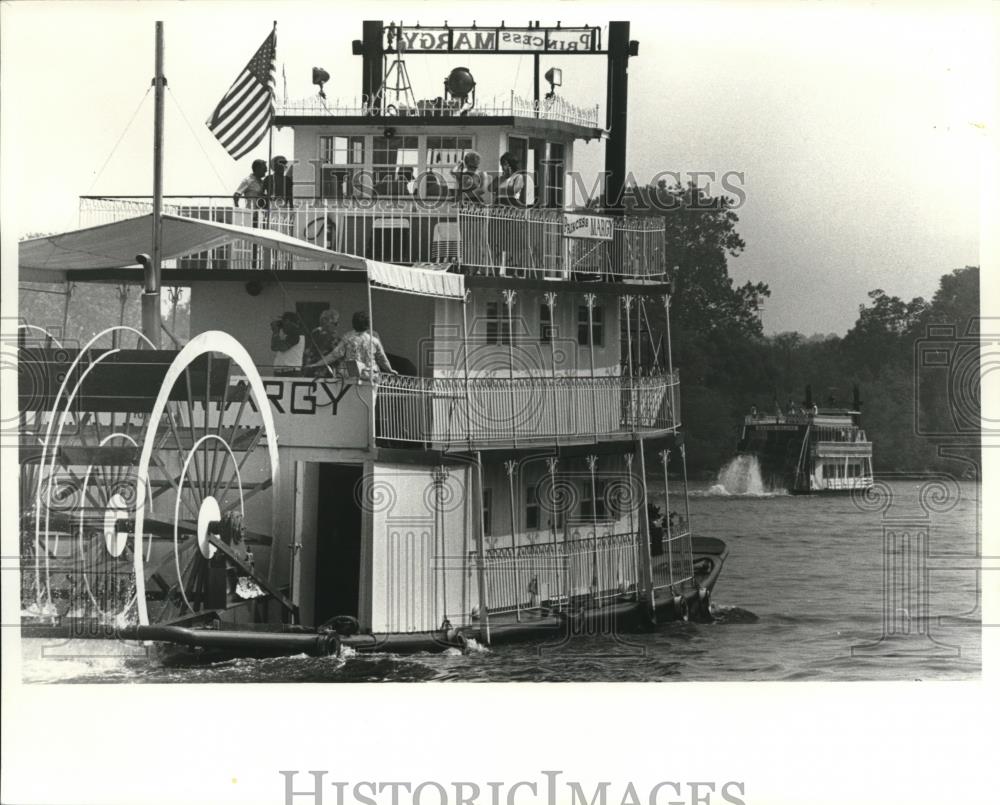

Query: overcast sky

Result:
[2,0,993,334]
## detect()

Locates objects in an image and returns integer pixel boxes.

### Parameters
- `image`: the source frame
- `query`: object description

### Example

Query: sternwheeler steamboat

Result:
[17,19,727,660]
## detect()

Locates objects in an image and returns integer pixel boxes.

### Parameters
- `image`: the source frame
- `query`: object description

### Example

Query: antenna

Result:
[374,22,416,115]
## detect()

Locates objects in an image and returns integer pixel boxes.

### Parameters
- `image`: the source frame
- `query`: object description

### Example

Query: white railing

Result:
[482,530,641,615]
[821,477,874,491]
[276,92,601,129]
[458,204,666,279]
[376,372,679,445]
[650,527,694,591]
[79,197,667,280]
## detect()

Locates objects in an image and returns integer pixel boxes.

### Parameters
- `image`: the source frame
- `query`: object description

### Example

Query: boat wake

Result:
[708,605,760,624]
[699,454,786,497]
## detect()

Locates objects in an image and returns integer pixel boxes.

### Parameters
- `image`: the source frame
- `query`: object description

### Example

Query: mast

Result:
[141,20,165,348]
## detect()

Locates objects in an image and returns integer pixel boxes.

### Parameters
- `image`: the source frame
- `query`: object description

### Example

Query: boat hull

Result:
[20,537,728,663]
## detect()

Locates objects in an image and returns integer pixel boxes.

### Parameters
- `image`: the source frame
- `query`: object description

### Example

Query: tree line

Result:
[632,182,980,475]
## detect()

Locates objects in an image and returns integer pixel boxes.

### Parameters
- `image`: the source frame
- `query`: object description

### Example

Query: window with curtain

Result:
[372,135,419,197]
[319,136,365,199]
[424,135,474,197]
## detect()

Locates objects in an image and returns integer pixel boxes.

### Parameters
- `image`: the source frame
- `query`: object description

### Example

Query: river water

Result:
[21,478,981,683]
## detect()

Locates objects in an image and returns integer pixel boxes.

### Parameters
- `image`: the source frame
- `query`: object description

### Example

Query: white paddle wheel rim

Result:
[76,432,155,618]
[133,332,279,626]
[33,326,154,608]
[171,435,245,613]
[17,324,64,348]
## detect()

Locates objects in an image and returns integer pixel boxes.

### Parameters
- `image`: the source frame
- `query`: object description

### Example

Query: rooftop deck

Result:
[275,92,603,131]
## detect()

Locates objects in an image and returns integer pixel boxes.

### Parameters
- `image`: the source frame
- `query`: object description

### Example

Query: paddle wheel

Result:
[18,328,291,630]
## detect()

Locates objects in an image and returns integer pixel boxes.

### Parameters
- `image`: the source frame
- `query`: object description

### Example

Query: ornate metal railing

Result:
[78,197,667,280]
[275,92,601,128]
[480,523,695,615]
[482,530,642,615]
[375,372,679,445]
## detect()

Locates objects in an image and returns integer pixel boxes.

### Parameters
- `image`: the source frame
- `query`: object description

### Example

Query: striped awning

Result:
[365,258,465,299]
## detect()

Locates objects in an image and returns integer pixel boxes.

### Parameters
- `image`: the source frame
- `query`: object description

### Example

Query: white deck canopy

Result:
[18,213,465,299]
[18,212,366,280]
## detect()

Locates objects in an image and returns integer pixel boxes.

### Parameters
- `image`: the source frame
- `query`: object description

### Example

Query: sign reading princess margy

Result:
[564,213,614,241]
[394,26,600,53]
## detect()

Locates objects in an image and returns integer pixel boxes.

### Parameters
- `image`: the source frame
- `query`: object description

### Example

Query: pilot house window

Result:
[319,136,365,199]
[373,135,419,197]
[425,135,474,197]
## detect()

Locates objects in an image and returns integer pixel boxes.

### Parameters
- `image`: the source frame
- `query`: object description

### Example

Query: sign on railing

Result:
[564,213,613,241]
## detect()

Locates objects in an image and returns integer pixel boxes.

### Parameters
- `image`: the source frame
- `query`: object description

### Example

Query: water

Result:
[21,480,981,682]
[709,454,781,497]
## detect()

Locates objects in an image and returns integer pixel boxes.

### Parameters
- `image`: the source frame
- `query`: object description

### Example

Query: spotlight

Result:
[443,67,476,114]
[312,67,330,99]
[544,67,562,100]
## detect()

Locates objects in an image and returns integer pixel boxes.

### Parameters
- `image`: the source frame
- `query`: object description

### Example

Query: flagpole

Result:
[142,20,165,349]
[265,21,276,226]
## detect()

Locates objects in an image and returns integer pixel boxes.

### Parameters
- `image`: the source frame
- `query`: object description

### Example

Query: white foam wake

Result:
[705,454,786,497]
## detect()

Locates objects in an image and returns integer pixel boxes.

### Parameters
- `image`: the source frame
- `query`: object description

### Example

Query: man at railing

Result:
[233,159,268,208]
[264,155,293,207]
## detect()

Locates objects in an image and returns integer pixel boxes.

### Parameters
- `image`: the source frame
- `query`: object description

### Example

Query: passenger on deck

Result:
[264,155,293,207]
[303,308,341,377]
[493,152,525,206]
[271,312,304,375]
[452,151,487,203]
[234,159,268,208]
[648,504,664,557]
[331,310,397,381]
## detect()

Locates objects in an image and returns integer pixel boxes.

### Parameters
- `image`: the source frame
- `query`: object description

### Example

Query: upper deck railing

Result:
[275,92,602,130]
[375,371,679,447]
[79,196,668,282]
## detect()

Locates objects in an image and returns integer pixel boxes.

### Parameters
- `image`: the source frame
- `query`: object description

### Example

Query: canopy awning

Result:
[365,259,464,299]
[19,212,366,281]
[19,213,466,300]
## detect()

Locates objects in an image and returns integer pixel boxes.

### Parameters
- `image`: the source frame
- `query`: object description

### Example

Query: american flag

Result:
[206,28,276,160]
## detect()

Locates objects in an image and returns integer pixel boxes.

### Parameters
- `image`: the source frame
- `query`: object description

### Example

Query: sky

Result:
[2,0,994,334]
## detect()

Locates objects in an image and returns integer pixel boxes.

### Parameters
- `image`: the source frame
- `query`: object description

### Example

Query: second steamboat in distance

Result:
[17,18,728,658]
